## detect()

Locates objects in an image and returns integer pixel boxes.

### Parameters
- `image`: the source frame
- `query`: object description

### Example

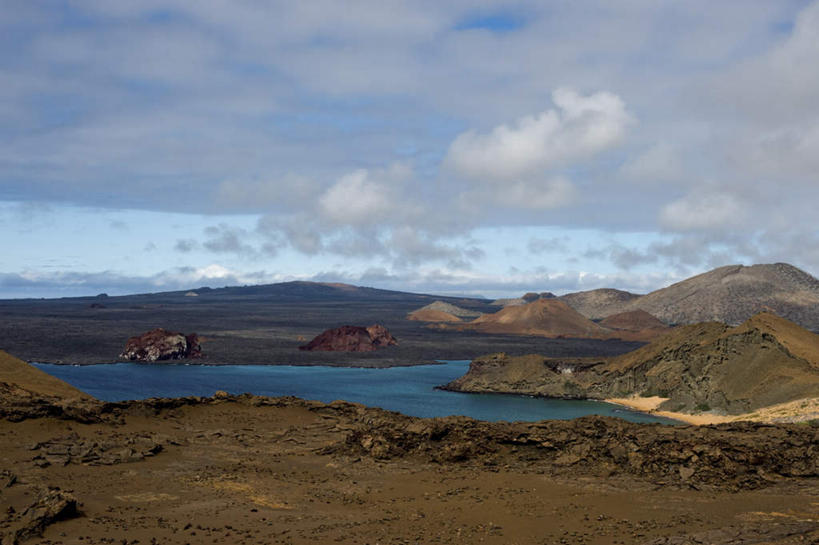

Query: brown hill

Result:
[599,309,667,331]
[0,350,90,401]
[559,288,641,319]
[445,312,819,418]
[621,263,819,329]
[407,301,482,322]
[605,312,819,413]
[407,309,461,323]
[300,324,398,352]
[470,299,610,338]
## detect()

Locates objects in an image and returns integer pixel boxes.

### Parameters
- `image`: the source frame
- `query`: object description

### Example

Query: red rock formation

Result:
[299,325,398,352]
[120,328,203,362]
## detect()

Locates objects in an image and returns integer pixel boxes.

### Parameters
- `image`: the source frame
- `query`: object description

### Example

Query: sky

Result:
[2,1,819,299]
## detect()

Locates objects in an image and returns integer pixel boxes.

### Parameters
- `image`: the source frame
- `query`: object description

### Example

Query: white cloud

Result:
[659,192,748,232]
[445,88,633,181]
[5,1,819,295]
[497,177,576,210]
[318,168,402,226]
[619,142,681,183]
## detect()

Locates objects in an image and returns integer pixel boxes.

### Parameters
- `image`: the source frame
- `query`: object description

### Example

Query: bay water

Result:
[33,360,677,424]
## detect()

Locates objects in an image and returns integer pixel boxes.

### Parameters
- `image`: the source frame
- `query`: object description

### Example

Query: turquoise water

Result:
[33,361,677,424]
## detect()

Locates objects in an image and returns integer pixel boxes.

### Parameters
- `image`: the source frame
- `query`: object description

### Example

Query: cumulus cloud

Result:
[318,169,397,226]
[659,192,748,232]
[445,88,633,181]
[388,226,484,269]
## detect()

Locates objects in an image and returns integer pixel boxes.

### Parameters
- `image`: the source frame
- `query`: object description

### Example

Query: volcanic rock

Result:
[4,487,79,544]
[120,328,203,362]
[446,312,819,416]
[299,324,398,352]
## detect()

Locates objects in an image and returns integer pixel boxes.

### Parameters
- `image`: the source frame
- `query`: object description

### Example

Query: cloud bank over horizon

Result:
[2,1,819,298]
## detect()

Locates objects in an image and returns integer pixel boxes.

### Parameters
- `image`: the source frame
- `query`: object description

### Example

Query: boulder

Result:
[120,328,203,362]
[5,488,79,544]
[299,324,398,352]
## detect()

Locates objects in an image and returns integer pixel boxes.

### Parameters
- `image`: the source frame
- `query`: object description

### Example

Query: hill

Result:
[3,280,640,367]
[558,263,819,332]
[407,309,462,322]
[0,350,90,401]
[623,263,819,328]
[470,299,611,338]
[599,309,667,331]
[444,312,819,420]
[407,300,483,322]
[559,288,641,320]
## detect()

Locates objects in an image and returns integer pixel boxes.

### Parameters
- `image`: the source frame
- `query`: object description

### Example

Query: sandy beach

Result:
[606,395,819,425]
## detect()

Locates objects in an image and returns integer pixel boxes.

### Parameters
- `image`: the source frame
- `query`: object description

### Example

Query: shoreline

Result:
[29,358,446,369]
[604,396,728,425]
[605,395,819,425]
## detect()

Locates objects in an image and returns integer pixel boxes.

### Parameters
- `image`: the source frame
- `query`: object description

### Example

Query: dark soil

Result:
[0,283,643,366]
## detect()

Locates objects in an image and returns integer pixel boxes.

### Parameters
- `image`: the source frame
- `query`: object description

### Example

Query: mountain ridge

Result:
[560,263,819,331]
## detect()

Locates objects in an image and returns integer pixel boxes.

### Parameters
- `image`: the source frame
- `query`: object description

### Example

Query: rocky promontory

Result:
[120,328,203,362]
[444,312,819,420]
[299,324,398,352]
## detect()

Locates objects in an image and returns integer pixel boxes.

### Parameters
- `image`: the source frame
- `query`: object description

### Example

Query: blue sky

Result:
[2,1,819,298]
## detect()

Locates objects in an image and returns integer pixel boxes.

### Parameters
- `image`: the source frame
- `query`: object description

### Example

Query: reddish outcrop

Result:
[299,324,398,352]
[120,328,203,362]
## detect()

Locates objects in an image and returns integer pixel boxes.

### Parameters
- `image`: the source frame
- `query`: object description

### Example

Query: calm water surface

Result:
[33,361,677,424]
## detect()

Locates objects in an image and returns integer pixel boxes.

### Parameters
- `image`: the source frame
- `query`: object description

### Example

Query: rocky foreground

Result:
[1,384,818,543]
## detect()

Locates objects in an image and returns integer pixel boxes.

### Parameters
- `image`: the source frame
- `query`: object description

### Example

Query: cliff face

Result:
[299,324,398,352]
[444,312,819,416]
[442,353,603,399]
